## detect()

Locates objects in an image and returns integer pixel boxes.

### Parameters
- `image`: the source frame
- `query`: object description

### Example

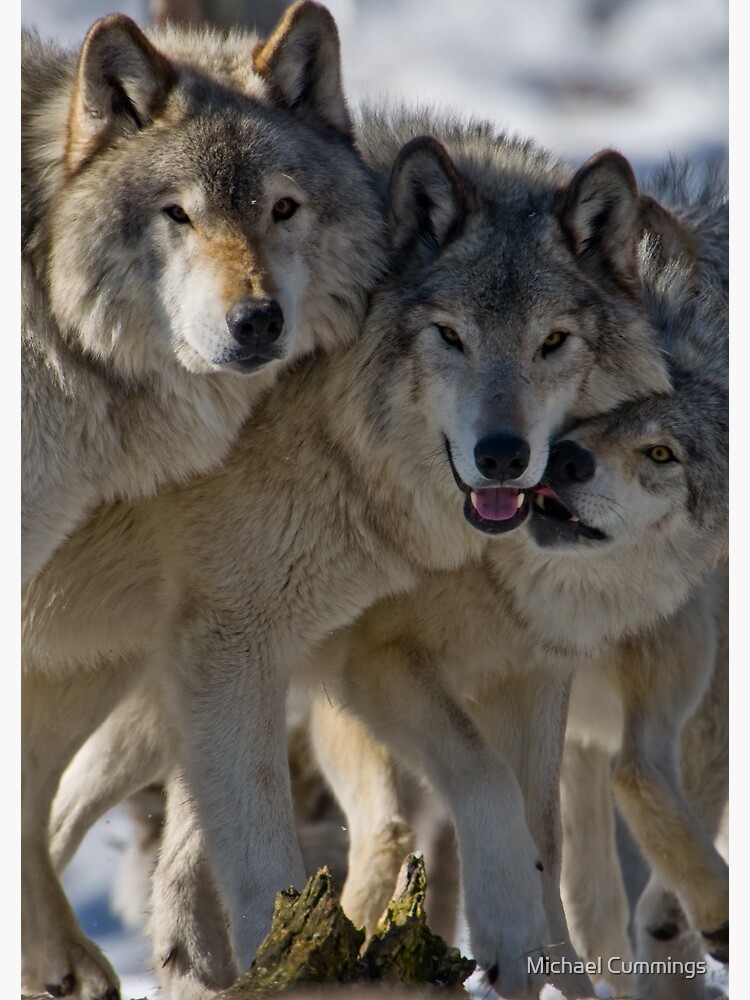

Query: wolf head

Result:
[27,3,385,378]
[532,377,727,558]
[361,135,671,538]
[516,370,726,650]
[527,262,727,590]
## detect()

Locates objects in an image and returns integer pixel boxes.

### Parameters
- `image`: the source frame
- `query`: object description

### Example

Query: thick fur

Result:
[563,574,728,1000]
[21,3,386,585]
[27,123,674,1000]
[554,162,728,996]
[307,253,727,998]
[631,618,728,1000]
[638,155,728,301]
[21,4,389,996]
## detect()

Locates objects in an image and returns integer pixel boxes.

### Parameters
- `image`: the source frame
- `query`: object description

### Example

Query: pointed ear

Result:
[555,149,642,297]
[388,136,475,260]
[252,1,352,139]
[66,14,176,174]
[639,193,698,269]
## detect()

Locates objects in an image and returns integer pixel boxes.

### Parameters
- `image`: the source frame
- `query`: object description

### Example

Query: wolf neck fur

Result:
[490,527,712,656]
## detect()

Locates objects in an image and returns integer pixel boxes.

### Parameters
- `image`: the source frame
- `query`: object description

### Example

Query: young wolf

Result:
[26,132,670,1000]
[21,1,385,584]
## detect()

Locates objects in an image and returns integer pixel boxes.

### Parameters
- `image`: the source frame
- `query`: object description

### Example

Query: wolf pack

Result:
[21,3,728,1000]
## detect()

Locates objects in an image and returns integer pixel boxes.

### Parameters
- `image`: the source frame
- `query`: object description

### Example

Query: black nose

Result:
[474,434,530,481]
[226,298,284,347]
[546,440,596,484]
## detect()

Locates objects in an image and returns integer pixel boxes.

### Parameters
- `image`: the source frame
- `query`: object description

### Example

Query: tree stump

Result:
[218,854,474,996]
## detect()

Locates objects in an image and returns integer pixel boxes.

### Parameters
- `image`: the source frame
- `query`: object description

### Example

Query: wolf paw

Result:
[468,901,554,999]
[152,928,237,1000]
[23,935,120,1000]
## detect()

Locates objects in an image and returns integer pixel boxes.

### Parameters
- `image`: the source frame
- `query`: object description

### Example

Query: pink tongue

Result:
[535,485,563,502]
[470,487,520,521]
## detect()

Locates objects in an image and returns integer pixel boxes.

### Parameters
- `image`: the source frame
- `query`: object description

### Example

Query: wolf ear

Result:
[253,1,352,139]
[555,149,642,297]
[639,194,698,269]
[388,136,475,260]
[66,14,176,173]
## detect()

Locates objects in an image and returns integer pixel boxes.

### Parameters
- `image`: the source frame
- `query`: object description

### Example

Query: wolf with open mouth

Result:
[540,260,729,992]
[354,105,673,543]
[300,244,727,1000]
[33,117,684,1000]
[529,297,726,572]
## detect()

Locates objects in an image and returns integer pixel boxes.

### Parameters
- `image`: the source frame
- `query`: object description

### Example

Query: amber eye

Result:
[272,197,299,222]
[646,445,676,463]
[437,325,464,351]
[541,330,569,357]
[163,204,191,225]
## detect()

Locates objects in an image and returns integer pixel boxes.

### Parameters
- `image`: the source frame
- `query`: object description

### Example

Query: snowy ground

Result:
[21,0,729,997]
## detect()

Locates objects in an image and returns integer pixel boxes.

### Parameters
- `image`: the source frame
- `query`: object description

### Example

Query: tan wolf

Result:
[21,1,385,584]
[26,128,671,1000]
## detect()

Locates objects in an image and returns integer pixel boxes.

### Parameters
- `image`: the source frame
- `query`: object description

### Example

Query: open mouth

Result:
[444,438,530,535]
[529,485,607,543]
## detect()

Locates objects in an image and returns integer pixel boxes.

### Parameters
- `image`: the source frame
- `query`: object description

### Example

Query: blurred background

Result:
[20,0,729,997]
[23,0,727,169]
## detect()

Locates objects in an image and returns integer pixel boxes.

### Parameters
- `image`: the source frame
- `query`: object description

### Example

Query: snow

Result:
[19,0,729,997]
[21,0,728,167]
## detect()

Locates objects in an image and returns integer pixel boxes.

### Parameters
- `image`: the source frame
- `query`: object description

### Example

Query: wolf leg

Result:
[335,642,576,1000]
[470,670,598,1000]
[612,591,728,961]
[559,740,635,995]
[160,611,306,973]
[634,878,715,1000]
[50,671,166,875]
[22,667,134,1000]
[308,695,414,937]
[149,770,238,1000]
[632,599,728,999]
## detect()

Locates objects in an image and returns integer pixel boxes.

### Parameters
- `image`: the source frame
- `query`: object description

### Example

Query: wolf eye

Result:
[163,204,191,225]
[646,445,676,463]
[437,325,464,351]
[541,330,569,358]
[272,198,299,222]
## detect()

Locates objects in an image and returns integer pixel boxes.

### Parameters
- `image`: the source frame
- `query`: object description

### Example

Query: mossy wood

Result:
[218,855,475,996]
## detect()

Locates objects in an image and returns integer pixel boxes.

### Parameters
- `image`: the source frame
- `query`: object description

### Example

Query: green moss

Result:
[218,855,474,997]
[220,868,365,996]
[360,855,475,988]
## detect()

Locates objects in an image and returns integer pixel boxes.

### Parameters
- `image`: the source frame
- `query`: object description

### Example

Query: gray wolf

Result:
[27,128,671,1000]
[21,1,385,585]
[550,354,728,995]
[553,157,729,998]
[288,167,728,991]
[303,246,727,998]
[308,152,730,963]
